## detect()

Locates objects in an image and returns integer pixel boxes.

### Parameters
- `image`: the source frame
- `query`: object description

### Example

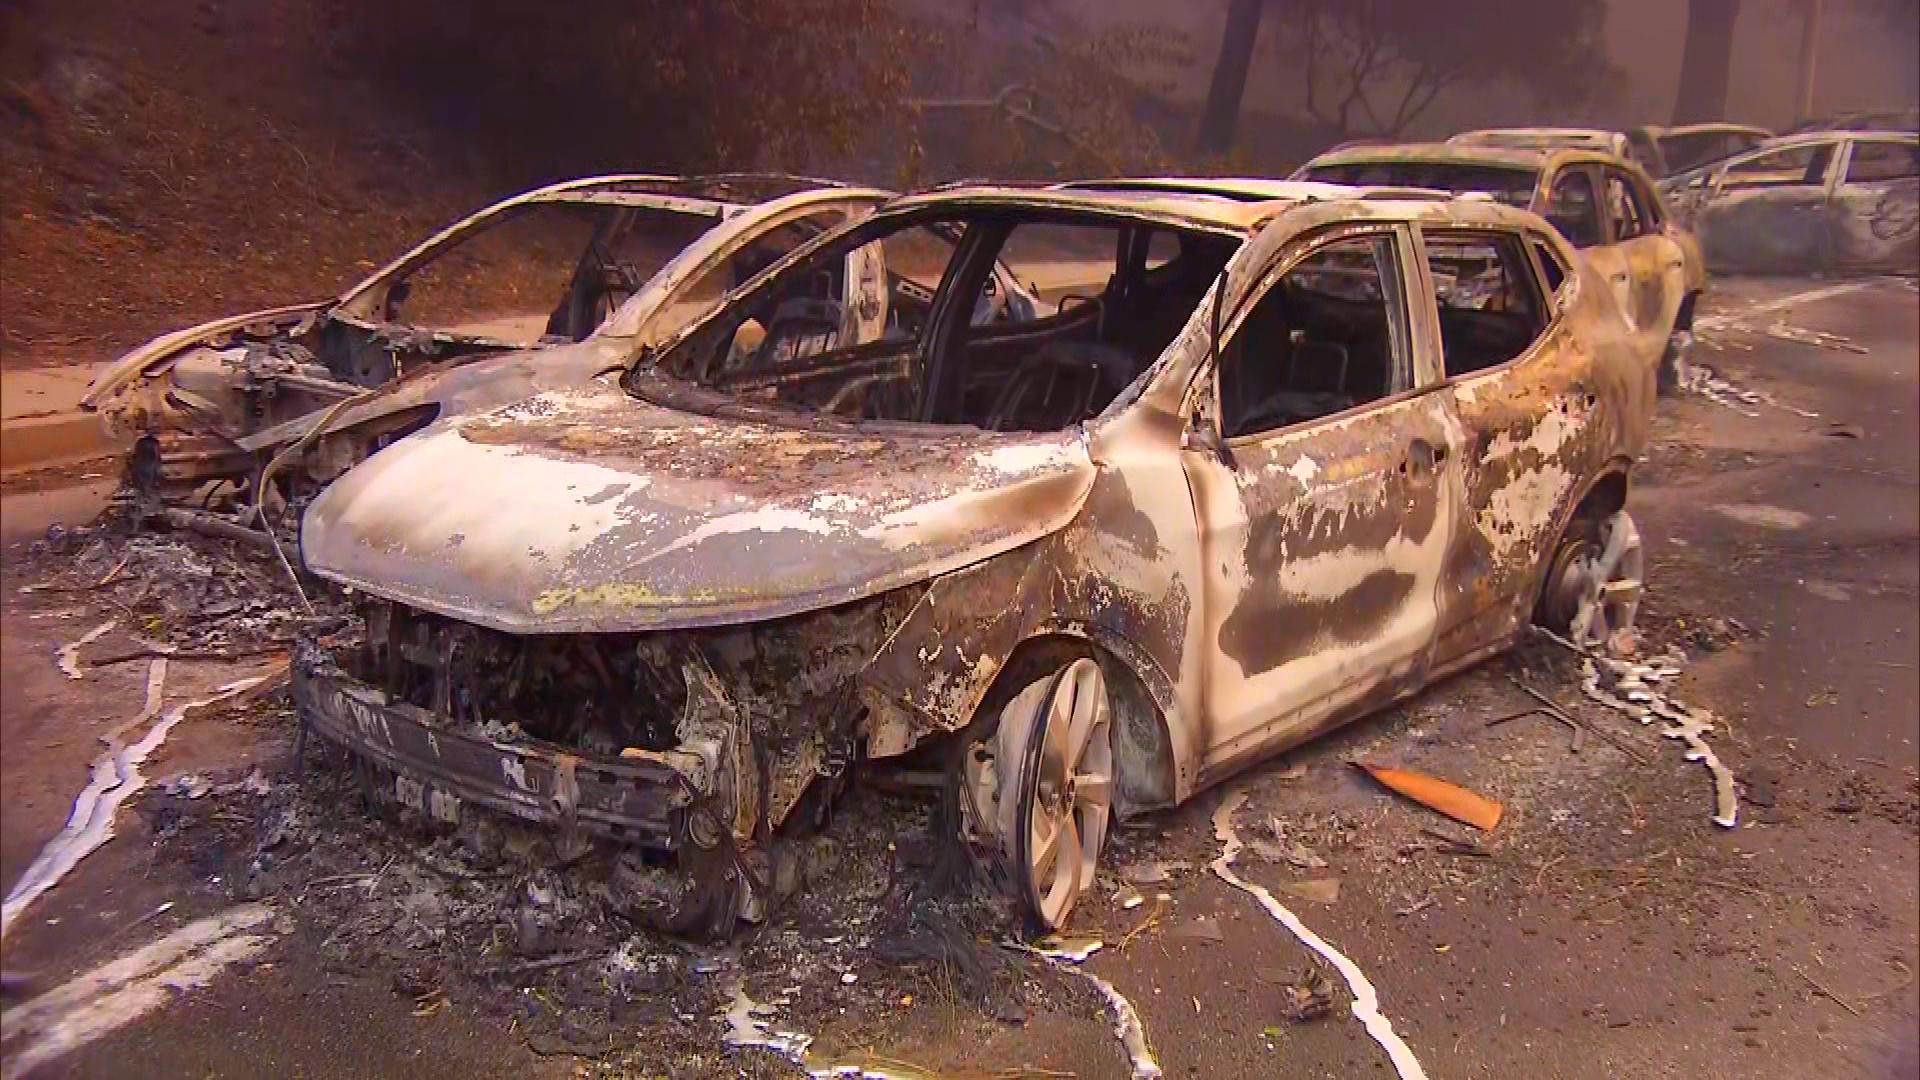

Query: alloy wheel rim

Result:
[1565,513,1646,651]
[1020,657,1113,930]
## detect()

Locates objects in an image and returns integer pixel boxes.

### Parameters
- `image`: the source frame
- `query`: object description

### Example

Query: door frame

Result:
[1177,220,1460,777]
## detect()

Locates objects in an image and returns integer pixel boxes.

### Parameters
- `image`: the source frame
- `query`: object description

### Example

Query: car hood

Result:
[300,382,1097,633]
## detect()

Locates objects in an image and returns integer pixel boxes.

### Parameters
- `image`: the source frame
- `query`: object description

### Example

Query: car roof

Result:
[1647,122,1773,139]
[882,182,1543,234]
[1053,176,1455,203]
[335,176,875,311]
[1305,140,1654,174]
[1301,141,1554,170]
[1747,129,1919,153]
[1451,127,1628,149]
[513,173,858,209]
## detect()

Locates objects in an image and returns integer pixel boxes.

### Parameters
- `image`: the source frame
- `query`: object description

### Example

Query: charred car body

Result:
[1630,123,1774,179]
[81,175,892,507]
[1293,143,1707,389]
[293,184,1659,935]
[1660,130,1919,275]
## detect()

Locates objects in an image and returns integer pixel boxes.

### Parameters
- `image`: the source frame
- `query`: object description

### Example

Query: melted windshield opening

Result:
[640,207,1238,431]
[359,200,727,346]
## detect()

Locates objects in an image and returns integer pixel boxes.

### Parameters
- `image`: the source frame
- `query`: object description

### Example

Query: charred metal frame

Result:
[293,186,1668,932]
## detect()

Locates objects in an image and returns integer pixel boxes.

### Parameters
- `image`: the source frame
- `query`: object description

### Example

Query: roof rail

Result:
[1353,186,1455,201]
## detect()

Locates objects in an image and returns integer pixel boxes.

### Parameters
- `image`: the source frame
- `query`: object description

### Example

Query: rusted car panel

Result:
[83,177,890,502]
[297,186,1657,934]
[1663,131,1919,274]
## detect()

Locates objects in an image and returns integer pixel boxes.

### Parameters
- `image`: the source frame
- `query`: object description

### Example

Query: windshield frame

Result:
[627,198,1250,432]
[328,180,740,337]
[1297,161,1541,209]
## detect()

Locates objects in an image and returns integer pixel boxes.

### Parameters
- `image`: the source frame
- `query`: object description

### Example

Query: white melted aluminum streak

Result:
[1682,277,1894,420]
[1676,350,1819,421]
[723,939,1163,1080]
[1541,628,1740,829]
[1212,791,1431,1080]
[1547,516,1736,826]
[721,984,940,1080]
[55,619,118,679]
[1,904,280,1076]
[0,662,272,937]
[1019,938,1162,1079]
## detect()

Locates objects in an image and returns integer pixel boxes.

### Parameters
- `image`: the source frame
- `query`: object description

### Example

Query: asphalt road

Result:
[1,276,1915,1079]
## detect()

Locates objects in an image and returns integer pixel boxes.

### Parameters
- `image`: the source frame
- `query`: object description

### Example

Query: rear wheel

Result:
[1658,296,1698,396]
[1539,510,1645,653]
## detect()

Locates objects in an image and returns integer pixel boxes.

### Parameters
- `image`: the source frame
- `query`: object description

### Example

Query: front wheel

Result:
[962,656,1115,932]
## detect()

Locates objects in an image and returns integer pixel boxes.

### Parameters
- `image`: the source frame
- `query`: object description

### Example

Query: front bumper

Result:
[293,655,694,849]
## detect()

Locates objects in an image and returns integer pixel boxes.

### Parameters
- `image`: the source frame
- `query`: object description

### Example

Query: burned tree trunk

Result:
[1195,0,1267,154]
[1672,0,1741,125]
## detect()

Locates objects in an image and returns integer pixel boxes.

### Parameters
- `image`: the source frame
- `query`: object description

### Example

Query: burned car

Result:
[292,184,1658,935]
[81,175,892,506]
[1660,130,1919,274]
[1630,122,1774,179]
[1293,143,1707,389]
[1450,126,1643,165]
[1784,106,1919,135]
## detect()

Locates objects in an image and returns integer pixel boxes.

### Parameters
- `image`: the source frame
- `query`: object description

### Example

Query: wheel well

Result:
[970,633,1175,817]
[1675,290,1699,332]
[1534,467,1630,627]
[1573,469,1628,523]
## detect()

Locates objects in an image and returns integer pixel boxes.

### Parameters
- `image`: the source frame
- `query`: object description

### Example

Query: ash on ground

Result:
[142,729,1091,1073]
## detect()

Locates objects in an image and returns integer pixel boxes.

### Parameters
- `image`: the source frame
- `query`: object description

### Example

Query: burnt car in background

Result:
[1450,126,1644,166]
[290,182,1659,935]
[1784,105,1919,136]
[1660,130,1919,274]
[81,175,893,506]
[1293,143,1707,389]
[1630,123,1774,179]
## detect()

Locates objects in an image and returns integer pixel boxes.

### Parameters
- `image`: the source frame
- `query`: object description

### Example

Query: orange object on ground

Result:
[1353,762,1504,831]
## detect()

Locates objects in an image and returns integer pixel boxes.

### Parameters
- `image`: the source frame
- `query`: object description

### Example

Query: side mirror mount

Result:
[1182,412,1233,467]
[384,279,413,321]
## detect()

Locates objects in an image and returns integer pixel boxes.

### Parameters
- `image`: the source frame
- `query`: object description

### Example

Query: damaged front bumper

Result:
[293,653,695,850]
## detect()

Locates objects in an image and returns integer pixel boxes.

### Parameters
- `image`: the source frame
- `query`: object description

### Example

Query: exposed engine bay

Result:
[298,589,926,936]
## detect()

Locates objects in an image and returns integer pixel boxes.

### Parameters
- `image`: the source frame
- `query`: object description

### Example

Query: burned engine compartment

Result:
[302,587,934,932]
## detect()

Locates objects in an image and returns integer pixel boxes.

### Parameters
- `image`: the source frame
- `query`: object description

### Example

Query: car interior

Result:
[1219,235,1405,438]
[1723,145,1836,188]
[1544,169,1605,248]
[1423,231,1549,376]
[657,210,1239,432]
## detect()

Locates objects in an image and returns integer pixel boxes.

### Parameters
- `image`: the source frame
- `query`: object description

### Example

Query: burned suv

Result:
[82,175,888,506]
[294,184,1656,935]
